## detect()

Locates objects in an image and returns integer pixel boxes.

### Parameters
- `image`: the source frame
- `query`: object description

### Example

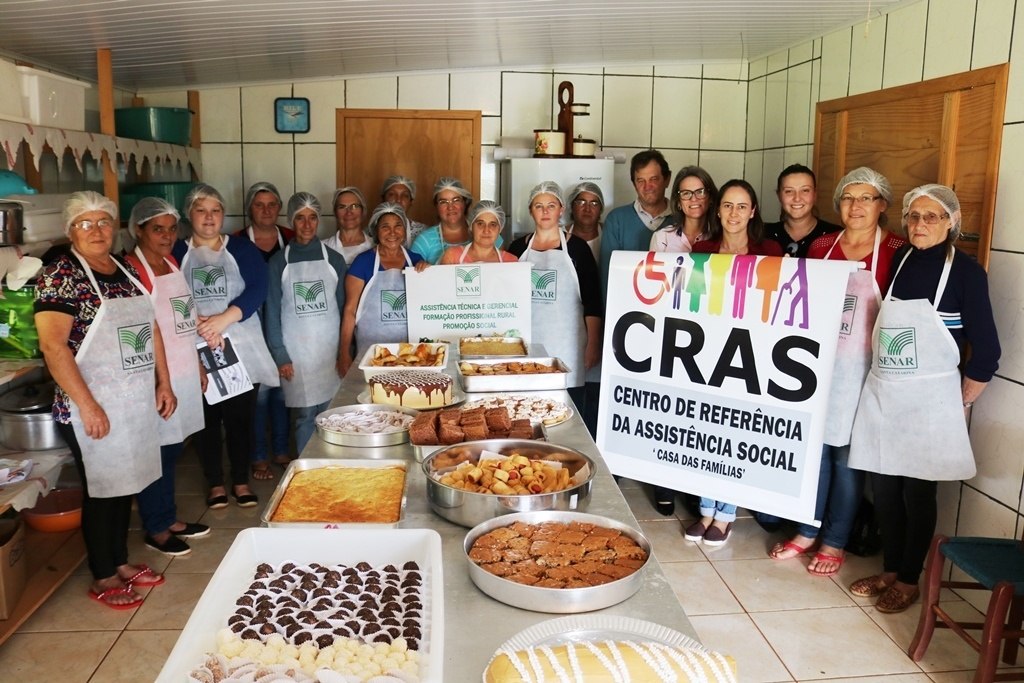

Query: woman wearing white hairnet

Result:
[438,201,518,264]
[381,175,429,243]
[34,191,176,608]
[566,182,605,264]
[412,177,502,264]
[265,192,347,452]
[848,183,1000,613]
[324,186,373,265]
[123,197,209,557]
[507,182,602,410]
[338,203,429,374]
[172,183,279,510]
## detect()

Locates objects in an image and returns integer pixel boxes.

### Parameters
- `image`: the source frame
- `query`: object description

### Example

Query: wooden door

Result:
[336,109,481,227]
[813,64,1008,268]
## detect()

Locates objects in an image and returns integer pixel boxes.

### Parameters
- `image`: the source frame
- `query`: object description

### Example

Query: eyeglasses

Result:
[839,194,882,205]
[532,203,560,213]
[572,199,601,208]
[678,188,707,200]
[905,211,950,225]
[72,218,115,231]
[335,203,363,212]
[437,197,465,207]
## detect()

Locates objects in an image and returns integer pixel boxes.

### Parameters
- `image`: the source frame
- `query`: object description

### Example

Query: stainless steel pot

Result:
[0,381,65,450]
[0,202,24,245]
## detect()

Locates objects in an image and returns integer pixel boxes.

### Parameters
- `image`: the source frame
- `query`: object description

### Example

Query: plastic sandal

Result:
[123,564,165,587]
[769,540,816,560]
[251,463,274,480]
[89,587,143,610]
[807,552,845,577]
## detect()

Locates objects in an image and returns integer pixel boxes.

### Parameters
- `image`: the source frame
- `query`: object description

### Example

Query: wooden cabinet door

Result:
[814,64,1007,268]
[336,109,481,227]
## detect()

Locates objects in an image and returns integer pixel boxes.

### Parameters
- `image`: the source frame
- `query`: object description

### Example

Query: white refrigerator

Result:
[500,158,615,240]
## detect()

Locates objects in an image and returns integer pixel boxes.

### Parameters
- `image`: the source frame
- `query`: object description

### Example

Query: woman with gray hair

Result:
[265,192,347,452]
[338,203,429,374]
[124,197,209,556]
[35,191,176,608]
[172,183,278,510]
[324,186,373,265]
[847,183,1000,613]
[438,200,517,264]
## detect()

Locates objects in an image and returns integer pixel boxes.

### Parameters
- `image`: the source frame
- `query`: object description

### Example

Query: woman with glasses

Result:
[507,182,602,411]
[338,203,429,374]
[686,179,782,547]
[439,200,518,264]
[765,164,840,257]
[35,191,176,609]
[566,182,604,263]
[651,166,718,253]
[847,183,999,613]
[768,167,905,578]
[324,186,373,265]
[412,177,503,264]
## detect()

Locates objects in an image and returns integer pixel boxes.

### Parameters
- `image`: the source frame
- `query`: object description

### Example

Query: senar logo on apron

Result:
[292,280,328,316]
[191,265,227,300]
[877,327,918,370]
[840,294,857,335]
[117,322,155,371]
[455,266,481,297]
[531,269,557,300]
[170,294,197,335]
[380,289,407,321]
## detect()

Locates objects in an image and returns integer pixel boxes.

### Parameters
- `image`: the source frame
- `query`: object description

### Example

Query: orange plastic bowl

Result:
[23,488,83,532]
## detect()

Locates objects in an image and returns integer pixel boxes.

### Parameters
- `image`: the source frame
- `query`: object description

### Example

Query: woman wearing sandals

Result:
[35,192,176,608]
[768,167,905,576]
[846,184,999,613]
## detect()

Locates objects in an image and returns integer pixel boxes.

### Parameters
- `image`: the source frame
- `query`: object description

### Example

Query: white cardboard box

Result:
[17,66,89,131]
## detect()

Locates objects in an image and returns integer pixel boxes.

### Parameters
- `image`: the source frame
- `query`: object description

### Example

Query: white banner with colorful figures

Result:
[597,251,859,524]
[405,263,533,343]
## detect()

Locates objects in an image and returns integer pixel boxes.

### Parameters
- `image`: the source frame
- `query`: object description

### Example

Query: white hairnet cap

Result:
[287,192,322,225]
[184,183,226,216]
[128,197,180,238]
[568,181,604,209]
[432,177,472,204]
[903,183,962,240]
[832,166,894,212]
[381,175,416,199]
[468,200,506,233]
[528,181,565,208]
[367,202,410,239]
[62,191,117,236]
[332,186,367,212]
[244,181,282,215]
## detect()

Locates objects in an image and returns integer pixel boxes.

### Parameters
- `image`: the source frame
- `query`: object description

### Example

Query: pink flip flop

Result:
[89,587,143,610]
[769,540,815,560]
[807,552,845,577]
[123,564,165,588]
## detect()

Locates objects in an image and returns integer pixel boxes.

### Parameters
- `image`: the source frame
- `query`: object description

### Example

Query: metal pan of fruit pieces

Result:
[358,341,448,381]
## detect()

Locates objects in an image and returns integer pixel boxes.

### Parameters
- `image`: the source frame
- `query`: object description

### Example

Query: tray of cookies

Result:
[458,357,570,392]
[464,511,651,613]
[262,459,408,528]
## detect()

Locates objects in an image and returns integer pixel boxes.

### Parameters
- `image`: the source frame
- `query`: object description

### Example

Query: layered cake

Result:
[484,640,737,683]
[369,371,453,409]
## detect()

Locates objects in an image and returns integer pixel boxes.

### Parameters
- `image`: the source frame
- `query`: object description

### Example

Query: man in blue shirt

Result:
[598,150,672,297]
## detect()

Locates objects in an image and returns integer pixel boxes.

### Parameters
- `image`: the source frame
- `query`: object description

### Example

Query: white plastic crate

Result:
[17,66,89,130]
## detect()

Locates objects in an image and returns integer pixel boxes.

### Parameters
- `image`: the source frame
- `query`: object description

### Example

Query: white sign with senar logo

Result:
[405,262,533,342]
[597,251,858,524]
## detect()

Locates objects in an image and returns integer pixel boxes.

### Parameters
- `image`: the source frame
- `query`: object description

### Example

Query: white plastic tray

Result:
[156,527,444,683]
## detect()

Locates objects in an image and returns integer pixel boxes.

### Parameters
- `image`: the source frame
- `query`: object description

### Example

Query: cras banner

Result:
[597,251,859,524]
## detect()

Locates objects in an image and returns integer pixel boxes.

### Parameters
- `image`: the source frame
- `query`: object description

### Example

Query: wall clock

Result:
[274,97,310,134]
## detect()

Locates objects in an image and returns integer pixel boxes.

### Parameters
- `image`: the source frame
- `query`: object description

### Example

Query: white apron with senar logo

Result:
[518,230,585,388]
[68,250,161,498]
[180,235,279,387]
[279,243,342,407]
[353,248,412,361]
[822,229,882,446]
[133,247,205,445]
[849,248,974,480]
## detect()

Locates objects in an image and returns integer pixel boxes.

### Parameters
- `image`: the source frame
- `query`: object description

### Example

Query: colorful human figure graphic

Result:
[730,254,757,319]
[686,252,711,313]
[707,254,731,316]
[632,251,672,305]
[771,257,811,329]
[670,256,687,310]
[755,256,784,323]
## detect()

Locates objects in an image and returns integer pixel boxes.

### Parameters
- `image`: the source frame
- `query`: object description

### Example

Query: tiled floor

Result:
[0,465,1017,682]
